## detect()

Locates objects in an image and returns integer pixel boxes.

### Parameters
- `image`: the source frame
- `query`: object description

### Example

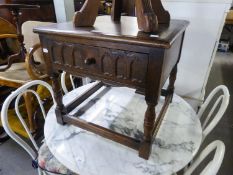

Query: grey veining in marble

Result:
[45,82,202,175]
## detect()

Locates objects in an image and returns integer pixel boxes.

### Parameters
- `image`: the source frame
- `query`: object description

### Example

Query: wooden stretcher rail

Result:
[65,82,104,113]
[62,86,172,154]
[63,115,141,150]
[153,94,172,136]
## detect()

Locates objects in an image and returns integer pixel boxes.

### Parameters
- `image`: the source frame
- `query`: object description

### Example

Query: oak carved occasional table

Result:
[34,2,189,159]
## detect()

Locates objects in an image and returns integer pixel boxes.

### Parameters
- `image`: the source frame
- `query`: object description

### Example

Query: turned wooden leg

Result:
[73,0,100,27]
[51,73,66,125]
[167,64,178,101]
[23,92,35,132]
[139,102,156,159]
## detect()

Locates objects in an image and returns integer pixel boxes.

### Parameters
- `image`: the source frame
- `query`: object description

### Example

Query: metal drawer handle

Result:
[84,58,96,65]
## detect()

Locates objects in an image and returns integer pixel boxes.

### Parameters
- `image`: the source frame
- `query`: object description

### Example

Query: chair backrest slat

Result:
[184,140,225,175]
[1,80,55,160]
[197,85,230,141]
[15,89,48,151]
[61,71,92,94]
[202,95,223,130]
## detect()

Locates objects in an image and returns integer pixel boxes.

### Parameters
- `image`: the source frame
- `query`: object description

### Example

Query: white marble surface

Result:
[44,82,202,175]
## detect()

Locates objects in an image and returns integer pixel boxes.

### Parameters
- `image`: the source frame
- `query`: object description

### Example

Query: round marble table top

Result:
[44,82,202,175]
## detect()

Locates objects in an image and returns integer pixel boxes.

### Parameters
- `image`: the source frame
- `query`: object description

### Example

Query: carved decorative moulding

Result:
[73,0,170,33]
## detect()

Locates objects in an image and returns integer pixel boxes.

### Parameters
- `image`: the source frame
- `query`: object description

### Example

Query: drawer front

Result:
[49,41,148,87]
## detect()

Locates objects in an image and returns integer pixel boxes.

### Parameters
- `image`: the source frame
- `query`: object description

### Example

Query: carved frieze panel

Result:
[50,41,148,86]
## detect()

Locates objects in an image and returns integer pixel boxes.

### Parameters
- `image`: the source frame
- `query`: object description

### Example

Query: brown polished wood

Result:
[0,4,38,68]
[0,0,13,23]
[151,0,170,24]
[0,4,39,71]
[35,16,189,159]
[135,0,158,33]
[0,0,56,25]
[122,0,135,16]
[73,0,170,33]
[73,0,100,27]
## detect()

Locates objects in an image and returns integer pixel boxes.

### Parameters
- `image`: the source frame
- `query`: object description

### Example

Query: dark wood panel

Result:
[49,40,149,88]
[0,0,56,24]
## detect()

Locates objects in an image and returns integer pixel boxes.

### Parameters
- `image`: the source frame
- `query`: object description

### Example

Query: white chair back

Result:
[61,71,91,94]
[184,140,225,175]
[22,21,54,66]
[198,85,230,141]
[0,80,55,173]
[22,21,54,53]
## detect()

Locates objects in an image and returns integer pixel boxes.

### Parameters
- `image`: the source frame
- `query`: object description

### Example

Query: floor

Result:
[0,139,36,175]
[0,51,232,175]
[203,51,233,174]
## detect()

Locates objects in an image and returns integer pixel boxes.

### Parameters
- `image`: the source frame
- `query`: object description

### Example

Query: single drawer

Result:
[50,41,149,86]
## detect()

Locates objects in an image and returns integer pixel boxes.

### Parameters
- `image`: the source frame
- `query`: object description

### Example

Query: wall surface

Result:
[162,1,232,108]
[53,0,75,22]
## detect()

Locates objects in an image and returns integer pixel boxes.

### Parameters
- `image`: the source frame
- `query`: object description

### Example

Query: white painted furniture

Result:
[44,82,202,175]
[198,85,230,142]
[61,71,76,94]
[0,80,74,175]
[184,140,225,175]
[162,0,232,108]
[183,85,229,170]
[61,71,91,94]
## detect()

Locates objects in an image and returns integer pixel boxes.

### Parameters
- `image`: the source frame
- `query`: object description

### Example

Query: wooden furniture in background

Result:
[73,0,170,33]
[0,17,53,132]
[0,0,12,23]
[0,4,39,71]
[122,0,135,16]
[225,9,233,50]
[0,0,56,25]
[0,16,17,60]
[226,9,233,25]
[74,0,132,16]
[34,15,188,159]
[74,0,85,11]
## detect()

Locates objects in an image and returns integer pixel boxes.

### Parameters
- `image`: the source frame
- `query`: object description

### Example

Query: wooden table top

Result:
[34,16,189,49]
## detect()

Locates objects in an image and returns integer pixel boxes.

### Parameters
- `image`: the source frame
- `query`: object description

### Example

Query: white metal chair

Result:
[198,85,230,142]
[1,80,76,175]
[184,140,225,175]
[61,71,91,94]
